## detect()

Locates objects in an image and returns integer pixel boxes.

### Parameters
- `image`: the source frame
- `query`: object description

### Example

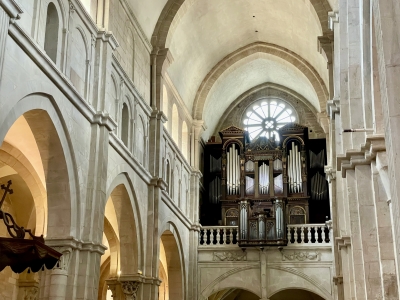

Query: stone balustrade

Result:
[199,226,238,246]
[199,223,331,246]
[287,224,331,245]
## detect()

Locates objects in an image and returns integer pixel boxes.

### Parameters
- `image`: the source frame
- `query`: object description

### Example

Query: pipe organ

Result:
[202,123,330,247]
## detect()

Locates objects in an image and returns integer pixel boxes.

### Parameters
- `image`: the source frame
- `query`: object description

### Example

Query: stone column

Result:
[91,30,119,111]
[354,164,384,298]
[0,0,22,83]
[346,170,367,298]
[372,156,399,298]
[42,246,72,300]
[373,0,400,294]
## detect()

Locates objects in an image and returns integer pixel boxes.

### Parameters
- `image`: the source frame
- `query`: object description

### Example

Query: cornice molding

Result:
[335,236,351,250]
[328,11,339,31]
[45,237,107,255]
[337,135,386,177]
[119,0,152,53]
[109,132,153,184]
[0,0,22,20]
[327,97,340,119]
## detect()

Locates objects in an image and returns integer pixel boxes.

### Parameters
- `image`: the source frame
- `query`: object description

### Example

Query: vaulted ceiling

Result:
[129,0,335,138]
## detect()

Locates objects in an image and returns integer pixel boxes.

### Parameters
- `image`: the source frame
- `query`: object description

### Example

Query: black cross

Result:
[0,180,13,210]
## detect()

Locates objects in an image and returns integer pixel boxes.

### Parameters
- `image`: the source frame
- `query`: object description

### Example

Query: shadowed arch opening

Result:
[270,288,325,300]
[121,103,129,147]
[44,3,59,63]
[160,230,183,300]
[207,288,259,300]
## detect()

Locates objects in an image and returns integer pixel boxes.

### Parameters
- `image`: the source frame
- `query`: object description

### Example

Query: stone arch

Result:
[70,26,89,96]
[192,42,329,120]
[171,103,179,142]
[159,222,186,300]
[206,287,261,300]
[269,288,325,300]
[163,84,169,128]
[200,265,260,299]
[44,2,60,63]
[181,120,188,159]
[268,266,333,300]
[136,115,146,164]
[121,102,130,147]
[0,93,79,238]
[151,0,332,50]
[0,142,47,236]
[104,173,144,272]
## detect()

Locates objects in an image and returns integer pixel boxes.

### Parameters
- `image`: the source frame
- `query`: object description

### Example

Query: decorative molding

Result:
[121,281,140,300]
[337,135,386,178]
[335,236,351,250]
[0,0,23,19]
[93,111,118,131]
[45,237,107,255]
[213,251,247,261]
[52,246,73,271]
[119,0,152,52]
[97,30,119,50]
[333,276,343,285]
[328,11,339,31]
[326,97,340,119]
[24,287,38,300]
[280,250,320,261]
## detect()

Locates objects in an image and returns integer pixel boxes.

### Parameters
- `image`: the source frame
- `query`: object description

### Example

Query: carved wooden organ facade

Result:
[202,124,329,247]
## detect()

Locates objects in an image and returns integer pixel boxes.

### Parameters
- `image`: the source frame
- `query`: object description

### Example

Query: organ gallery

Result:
[201,113,330,247]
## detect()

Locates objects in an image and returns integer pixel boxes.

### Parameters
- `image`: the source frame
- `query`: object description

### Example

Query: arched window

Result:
[44,3,59,63]
[182,121,188,159]
[172,104,179,143]
[242,99,297,141]
[165,160,171,194]
[137,117,145,164]
[163,85,169,128]
[121,103,129,147]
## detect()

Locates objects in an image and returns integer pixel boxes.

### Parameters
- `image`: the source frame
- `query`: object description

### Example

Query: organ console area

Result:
[201,123,330,247]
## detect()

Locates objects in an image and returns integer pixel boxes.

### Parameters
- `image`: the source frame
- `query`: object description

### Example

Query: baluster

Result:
[307,226,312,243]
[317,226,321,243]
[287,226,291,243]
[222,228,226,244]
[300,226,305,244]
[293,226,297,244]
[229,228,233,244]
[199,229,203,245]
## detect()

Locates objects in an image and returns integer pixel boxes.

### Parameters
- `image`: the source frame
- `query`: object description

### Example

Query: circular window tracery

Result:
[242,99,297,141]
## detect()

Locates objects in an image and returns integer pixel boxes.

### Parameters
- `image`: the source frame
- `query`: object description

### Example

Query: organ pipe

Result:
[274,174,283,194]
[246,176,255,195]
[227,144,240,195]
[275,199,284,239]
[239,200,248,240]
[259,163,269,194]
[288,142,302,193]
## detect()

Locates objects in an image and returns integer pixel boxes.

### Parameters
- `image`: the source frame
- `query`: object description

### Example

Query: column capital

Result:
[326,97,340,119]
[120,281,140,300]
[328,11,339,31]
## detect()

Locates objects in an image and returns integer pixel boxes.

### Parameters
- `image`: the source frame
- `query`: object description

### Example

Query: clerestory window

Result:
[242,99,297,141]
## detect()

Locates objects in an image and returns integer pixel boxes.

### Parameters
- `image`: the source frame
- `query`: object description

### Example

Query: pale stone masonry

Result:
[0,0,399,299]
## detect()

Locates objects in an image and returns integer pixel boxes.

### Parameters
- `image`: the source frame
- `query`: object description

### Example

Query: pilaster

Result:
[0,0,22,83]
